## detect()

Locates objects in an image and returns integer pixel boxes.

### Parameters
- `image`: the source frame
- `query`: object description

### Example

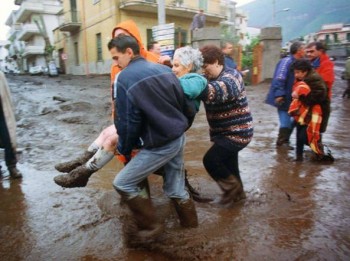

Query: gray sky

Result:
[0,0,254,41]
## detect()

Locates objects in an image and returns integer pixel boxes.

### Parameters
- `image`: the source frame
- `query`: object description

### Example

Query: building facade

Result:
[55,0,228,75]
[6,0,62,72]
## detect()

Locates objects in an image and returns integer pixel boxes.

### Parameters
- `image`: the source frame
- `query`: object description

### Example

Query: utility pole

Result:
[158,0,165,25]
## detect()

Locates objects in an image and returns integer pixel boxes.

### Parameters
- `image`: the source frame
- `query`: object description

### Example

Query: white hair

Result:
[173,46,203,73]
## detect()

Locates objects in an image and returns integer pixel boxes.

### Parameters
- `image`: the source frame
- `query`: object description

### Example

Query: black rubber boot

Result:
[8,165,23,179]
[54,165,95,188]
[172,198,198,228]
[276,128,294,150]
[54,149,97,173]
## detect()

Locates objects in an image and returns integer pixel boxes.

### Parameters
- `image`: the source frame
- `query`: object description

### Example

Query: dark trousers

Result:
[296,124,308,156]
[0,97,17,167]
[203,143,242,183]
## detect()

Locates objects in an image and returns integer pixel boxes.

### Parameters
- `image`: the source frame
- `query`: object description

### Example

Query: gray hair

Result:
[173,46,203,73]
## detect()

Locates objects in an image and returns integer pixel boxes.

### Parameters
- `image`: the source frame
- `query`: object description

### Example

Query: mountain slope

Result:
[240,0,350,44]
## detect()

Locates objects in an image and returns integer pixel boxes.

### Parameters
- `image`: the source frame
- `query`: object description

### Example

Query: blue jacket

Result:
[114,57,188,155]
[265,55,295,111]
[224,55,237,70]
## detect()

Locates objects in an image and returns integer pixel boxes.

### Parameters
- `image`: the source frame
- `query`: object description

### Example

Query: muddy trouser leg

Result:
[296,124,307,160]
[0,100,17,168]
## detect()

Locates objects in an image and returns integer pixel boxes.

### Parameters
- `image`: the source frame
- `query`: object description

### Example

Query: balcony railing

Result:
[58,10,81,32]
[17,23,40,41]
[14,2,44,23]
[119,0,226,22]
[22,45,45,57]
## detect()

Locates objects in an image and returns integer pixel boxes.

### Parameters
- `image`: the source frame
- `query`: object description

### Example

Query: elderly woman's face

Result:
[202,60,220,79]
[172,58,192,77]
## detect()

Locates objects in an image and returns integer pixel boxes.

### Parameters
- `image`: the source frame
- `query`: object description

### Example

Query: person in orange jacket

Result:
[53,21,202,201]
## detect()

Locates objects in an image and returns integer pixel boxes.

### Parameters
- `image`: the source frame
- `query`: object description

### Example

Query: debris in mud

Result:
[53,96,70,103]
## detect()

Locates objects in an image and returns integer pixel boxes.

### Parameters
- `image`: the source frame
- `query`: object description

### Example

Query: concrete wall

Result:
[191,27,221,49]
[260,27,282,81]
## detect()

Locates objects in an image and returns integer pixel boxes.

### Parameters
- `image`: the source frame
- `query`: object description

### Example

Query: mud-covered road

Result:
[1,68,349,260]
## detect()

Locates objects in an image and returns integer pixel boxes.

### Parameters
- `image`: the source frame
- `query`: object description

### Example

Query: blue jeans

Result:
[277,109,293,129]
[113,134,189,200]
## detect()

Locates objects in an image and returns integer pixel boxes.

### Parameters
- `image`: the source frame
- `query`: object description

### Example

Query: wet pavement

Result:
[0,67,349,260]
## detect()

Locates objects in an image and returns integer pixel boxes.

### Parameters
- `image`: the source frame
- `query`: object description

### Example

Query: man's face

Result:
[306,46,320,61]
[222,43,234,56]
[151,43,162,55]
[110,47,132,69]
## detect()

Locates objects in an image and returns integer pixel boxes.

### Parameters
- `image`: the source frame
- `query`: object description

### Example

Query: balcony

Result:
[17,23,40,41]
[58,10,81,32]
[119,0,226,23]
[22,45,45,57]
[14,2,44,23]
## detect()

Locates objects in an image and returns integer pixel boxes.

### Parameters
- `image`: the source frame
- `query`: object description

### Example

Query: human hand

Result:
[275,96,284,106]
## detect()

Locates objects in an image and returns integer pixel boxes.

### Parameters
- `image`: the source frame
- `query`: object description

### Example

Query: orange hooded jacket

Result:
[110,20,159,83]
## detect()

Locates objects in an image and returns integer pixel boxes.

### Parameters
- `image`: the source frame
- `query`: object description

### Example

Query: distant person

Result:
[265,41,305,149]
[306,41,334,100]
[147,41,161,57]
[190,9,205,32]
[0,72,22,179]
[288,59,334,162]
[110,35,198,240]
[221,40,237,70]
[342,56,350,98]
[305,41,333,132]
[199,45,253,206]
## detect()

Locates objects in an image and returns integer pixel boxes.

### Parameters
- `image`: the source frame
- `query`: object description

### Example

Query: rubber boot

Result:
[184,169,213,203]
[117,190,164,240]
[8,165,23,179]
[216,175,246,205]
[54,165,95,188]
[295,153,303,162]
[54,149,97,173]
[172,198,198,228]
[276,128,293,150]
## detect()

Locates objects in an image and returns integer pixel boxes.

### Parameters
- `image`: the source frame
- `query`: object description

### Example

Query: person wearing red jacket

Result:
[306,41,334,133]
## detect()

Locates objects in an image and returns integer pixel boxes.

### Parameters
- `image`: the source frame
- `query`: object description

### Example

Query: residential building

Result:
[6,0,62,72]
[55,0,229,75]
[316,23,350,44]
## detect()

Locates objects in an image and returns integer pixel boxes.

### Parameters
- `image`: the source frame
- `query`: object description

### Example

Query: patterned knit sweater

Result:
[200,68,253,150]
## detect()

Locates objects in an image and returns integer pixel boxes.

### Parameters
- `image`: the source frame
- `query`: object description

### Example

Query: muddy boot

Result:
[8,165,23,179]
[184,169,213,203]
[295,153,303,162]
[172,198,198,228]
[216,175,246,205]
[276,128,294,150]
[54,165,95,188]
[117,190,164,240]
[54,149,97,173]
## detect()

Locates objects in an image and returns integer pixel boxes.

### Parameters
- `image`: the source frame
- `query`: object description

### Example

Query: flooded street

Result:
[1,67,349,260]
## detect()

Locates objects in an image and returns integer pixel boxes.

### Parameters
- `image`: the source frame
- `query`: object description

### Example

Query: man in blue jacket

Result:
[108,35,198,241]
[266,41,305,149]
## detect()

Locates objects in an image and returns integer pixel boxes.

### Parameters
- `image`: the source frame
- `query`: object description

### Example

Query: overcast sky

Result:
[0,0,254,41]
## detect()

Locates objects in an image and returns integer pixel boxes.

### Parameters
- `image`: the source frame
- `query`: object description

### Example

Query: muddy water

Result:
[0,69,349,260]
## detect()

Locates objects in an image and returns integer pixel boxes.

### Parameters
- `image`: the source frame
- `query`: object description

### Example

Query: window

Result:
[198,0,208,12]
[74,42,79,65]
[93,0,100,4]
[96,33,102,61]
[325,34,330,44]
[346,33,350,42]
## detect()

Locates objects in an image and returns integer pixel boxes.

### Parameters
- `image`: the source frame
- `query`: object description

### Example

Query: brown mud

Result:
[0,68,349,260]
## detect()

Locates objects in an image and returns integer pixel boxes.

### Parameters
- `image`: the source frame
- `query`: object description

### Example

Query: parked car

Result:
[47,61,58,77]
[29,66,44,76]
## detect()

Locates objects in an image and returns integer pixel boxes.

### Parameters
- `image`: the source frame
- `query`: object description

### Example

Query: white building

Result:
[6,0,62,72]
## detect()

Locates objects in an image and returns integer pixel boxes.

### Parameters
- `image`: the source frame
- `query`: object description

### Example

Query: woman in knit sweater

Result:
[199,45,254,206]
